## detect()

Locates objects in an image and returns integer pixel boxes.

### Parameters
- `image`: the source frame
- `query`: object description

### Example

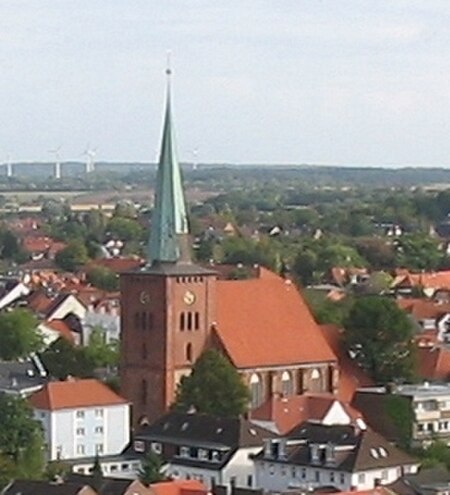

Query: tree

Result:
[41,338,95,379]
[106,217,143,242]
[173,349,250,417]
[344,296,415,384]
[87,266,119,291]
[55,240,89,272]
[0,309,42,360]
[85,327,119,369]
[0,395,44,476]
[92,455,103,491]
[293,250,318,286]
[138,451,164,486]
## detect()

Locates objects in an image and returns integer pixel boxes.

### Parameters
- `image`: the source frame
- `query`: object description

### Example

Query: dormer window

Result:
[310,444,320,464]
[325,444,335,464]
[198,448,208,460]
[211,451,220,462]
[134,440,145,453]
[179,446,190,458]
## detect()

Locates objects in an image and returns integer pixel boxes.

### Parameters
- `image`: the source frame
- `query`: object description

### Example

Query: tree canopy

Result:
[55,240,89,272]
[0,309,42,360]
[344,296,415,384]
[138,451,165,486]
[173,349,250,417]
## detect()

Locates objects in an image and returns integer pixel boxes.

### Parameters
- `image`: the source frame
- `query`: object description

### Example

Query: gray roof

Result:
[0,355,48,395]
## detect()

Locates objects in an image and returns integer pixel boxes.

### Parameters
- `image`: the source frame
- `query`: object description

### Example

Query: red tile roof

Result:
[43,319,75,344]
[86,257,144,274]
[214,268,336,368]
[397,298,450,320]
[393,270,450,292]
[252,393,362,435]
[28,379,128,410]
[151,480,207,495]
[416,345,450,381]
[320,324,374,402]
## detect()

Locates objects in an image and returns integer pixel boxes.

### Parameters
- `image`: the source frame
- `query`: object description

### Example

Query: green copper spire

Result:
[148,67,190,265]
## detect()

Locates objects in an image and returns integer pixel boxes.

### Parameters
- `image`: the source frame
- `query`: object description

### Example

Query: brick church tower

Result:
[120,69,217,425]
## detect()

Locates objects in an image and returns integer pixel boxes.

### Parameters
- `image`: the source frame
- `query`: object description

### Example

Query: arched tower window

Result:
[250,373,263,409]
[187,312,192,331]
[141,312,147,330]
[281,371,293,396]
[186,343,193,363]
[194,312,200,330]
[180,313,185,331]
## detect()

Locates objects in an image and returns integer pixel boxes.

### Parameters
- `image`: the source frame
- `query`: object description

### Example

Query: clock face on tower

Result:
[139,291,150,305]
[183,290,196,306]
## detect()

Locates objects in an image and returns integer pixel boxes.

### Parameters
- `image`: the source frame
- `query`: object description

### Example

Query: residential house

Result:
[388,466,450,495]
[1,480,97,495]
[254,421,418,492]
[28,378,130,461]
[130,411,276,489]
[353,383,450,448]
[0,354,48,396]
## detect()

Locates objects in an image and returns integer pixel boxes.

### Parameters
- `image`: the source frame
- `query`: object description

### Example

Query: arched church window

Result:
[186,343,193,362]
[187,312,192,331]
[281,371,293,396]
[134,312,140,329]
[141,312,147,330]
[250,373,263,409]
[309,368,322,393]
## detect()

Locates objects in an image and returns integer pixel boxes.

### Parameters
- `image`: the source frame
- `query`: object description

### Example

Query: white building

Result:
[254,422,418,492]
[28,378,130,461]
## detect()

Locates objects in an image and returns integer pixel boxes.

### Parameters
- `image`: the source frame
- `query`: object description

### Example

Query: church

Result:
[119,70,338,425]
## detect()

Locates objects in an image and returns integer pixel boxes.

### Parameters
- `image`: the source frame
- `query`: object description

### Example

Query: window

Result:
[250,373,263,409]
[121,463,130,471]
[330,472,335,483]
[141,311,147,330]
[76,410,85,419]
[110,465,118,473]
[95,409,103,418]
[301,468,306,480]
[418,423,424,432]
[187,312,192,331]
[281,371,293,396]
[77,445,85,455]
[142,342,147,360]
[194,312,200,330]
[56,445,62,459]
[151,442,162,454]
[211,451,220,462]
[180,313,185,331]
[381,470,388,481]
[95,426,104,434]
[291,467,296,478]
[134,440,145,453]
[247,475,253,487]
[340,473,345,484]
[358,473,366,484]
[180,446,190,458]
[315,471,320,482]
[134,312,140,329]
[198,449,208,460]
[76,428,85,436]
[96,444,104,454]
[427,423,434,432]
[186,343,193,363]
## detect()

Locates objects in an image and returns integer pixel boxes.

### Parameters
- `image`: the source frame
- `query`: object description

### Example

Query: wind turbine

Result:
[4,153,12,178]
[191,148,199,171]
[81,145,97,174]
[48,146,62,179]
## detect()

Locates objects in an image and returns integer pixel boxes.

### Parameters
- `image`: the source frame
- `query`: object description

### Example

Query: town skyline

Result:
[1,1,450,167]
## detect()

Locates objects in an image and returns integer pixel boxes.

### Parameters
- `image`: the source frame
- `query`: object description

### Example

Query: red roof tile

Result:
[215,268,336,368]
[151,480,207,495]
[28,379,128,410]
[43,319,75,344]
[416,346,450,381]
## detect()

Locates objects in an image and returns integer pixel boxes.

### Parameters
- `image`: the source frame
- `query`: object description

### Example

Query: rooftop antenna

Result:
[48,146,62,179]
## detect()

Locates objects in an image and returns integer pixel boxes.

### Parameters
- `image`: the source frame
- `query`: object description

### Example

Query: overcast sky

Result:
[1,1,450,166]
